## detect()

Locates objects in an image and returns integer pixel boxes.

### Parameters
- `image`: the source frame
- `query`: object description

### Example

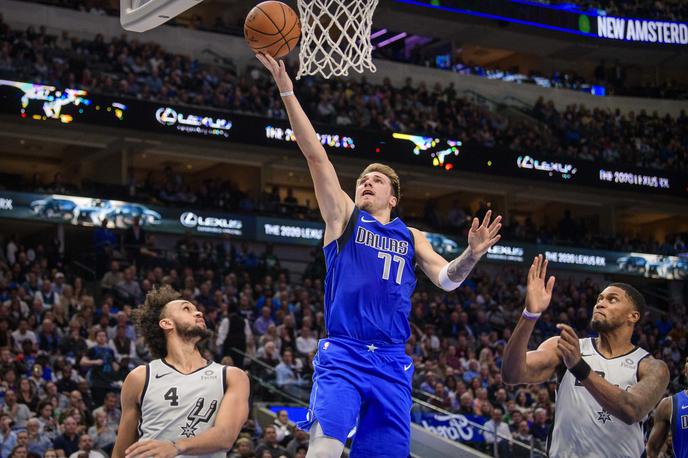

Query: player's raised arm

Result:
[502,255,561,385]
[646,396,671,458]
[410,210,501,291]
[124,367,250,458]
[112,365,146,458]
[257,53,353,239]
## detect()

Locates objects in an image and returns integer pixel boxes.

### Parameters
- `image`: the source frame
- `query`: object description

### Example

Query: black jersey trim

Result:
[546,403,555,456]
[547,365,566,456]
[336,207,360,253]
[555,361,567,385]
[140,363,150,407]
[138,364,150,437]
[222,365,229,393]
[161,358,213,375]
[635,353,651,382]
[591,338,639,360]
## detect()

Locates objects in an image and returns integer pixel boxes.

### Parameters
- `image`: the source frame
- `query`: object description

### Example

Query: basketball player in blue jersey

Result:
[647,357,688,458]
[257,53,503,458]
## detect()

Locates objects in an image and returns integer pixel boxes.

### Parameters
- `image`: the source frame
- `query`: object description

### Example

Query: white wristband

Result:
[280,90,294,97]
[439,264,462,291]
[522,308,542,321]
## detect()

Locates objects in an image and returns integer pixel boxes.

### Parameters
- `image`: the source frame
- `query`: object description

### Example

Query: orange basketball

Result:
[244,1,301,58]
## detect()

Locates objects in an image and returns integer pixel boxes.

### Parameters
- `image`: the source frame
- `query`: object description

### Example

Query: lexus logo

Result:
[180,212,198,227]
[156,107,178,126]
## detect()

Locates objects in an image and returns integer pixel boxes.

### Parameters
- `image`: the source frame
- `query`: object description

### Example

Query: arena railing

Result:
[411,395,547,458]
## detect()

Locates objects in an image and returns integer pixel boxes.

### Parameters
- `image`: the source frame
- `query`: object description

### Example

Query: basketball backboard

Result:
[120,0,204,32]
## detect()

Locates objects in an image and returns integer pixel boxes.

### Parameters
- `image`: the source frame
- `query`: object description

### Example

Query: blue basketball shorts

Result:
[296,336,414,458]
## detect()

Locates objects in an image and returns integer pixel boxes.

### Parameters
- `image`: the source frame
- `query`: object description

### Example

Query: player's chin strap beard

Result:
[177,325,212,341]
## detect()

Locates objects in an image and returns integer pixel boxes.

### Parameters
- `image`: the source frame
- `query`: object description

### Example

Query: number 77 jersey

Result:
[324,207,417,345]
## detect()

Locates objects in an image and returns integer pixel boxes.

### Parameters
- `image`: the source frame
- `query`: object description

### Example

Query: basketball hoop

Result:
[296,0,378,80]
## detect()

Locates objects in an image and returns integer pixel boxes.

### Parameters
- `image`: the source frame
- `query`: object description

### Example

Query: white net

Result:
[296,0,378,80]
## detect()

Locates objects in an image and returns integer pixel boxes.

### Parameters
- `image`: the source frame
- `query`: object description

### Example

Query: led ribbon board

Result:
[395,0,688,46]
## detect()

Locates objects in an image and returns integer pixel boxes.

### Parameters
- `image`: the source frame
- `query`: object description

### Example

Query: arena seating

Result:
[2,227,686,456]
[1,19,685,174]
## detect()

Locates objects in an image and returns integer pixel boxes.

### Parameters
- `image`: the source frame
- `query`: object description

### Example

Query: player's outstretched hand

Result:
[525,254,556,314]
[467,209,502,258]
[125,439,176,458]
[256,53,293,94]
[556,323,582,369]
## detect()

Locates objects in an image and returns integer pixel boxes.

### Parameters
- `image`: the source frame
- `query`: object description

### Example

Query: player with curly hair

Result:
[112,285,249,458]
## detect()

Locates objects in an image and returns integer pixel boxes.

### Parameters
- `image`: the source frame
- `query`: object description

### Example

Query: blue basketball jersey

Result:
[323,207,416,345]
[672,390,688,458]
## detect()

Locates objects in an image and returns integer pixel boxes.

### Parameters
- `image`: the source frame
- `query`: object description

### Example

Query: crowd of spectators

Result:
[1,19,686,173]
[24,0,688,100]
[531,98,686,171]
[30,0,688,31]
[539,0,688,21]
[437,202,688,256]
[1,211,687,457]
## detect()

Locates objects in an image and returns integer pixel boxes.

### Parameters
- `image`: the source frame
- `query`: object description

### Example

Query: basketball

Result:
[244,1,301,58]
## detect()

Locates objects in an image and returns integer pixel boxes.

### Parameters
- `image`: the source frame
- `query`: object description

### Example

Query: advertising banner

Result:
[0,190,684,279]
[1,79,686,198]
[413,413,487,444]
[267,405,308,424]
[395,0,688,46]
[255,216,325,246]
[0,190,251,239]
[425,233,688,280]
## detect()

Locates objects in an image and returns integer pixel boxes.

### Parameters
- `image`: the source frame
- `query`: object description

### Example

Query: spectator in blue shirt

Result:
[463,360,480,384]
[253,307,275,336]
[275,350,304,387]
[79,331,118,406]
[26,418,52,457]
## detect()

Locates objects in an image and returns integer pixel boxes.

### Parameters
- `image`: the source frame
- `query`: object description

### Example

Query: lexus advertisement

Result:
[1,79,686,198]
[0,190,685,280]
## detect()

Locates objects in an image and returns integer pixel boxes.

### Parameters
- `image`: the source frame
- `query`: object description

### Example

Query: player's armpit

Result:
[646,396,672,458]
[409,227,447,289]
[176,367,250,454]
[112,365,146,458]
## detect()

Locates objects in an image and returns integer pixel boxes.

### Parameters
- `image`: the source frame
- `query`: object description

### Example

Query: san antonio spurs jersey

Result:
[549,337,649,458]
[139,359,227,458]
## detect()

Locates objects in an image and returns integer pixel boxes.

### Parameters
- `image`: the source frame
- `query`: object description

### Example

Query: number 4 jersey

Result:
[139,359,227,458]
[324,207,416,345]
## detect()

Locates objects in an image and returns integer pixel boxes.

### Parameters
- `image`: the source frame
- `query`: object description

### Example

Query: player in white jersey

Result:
[112,286,249,458]
[502,255,669,458]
